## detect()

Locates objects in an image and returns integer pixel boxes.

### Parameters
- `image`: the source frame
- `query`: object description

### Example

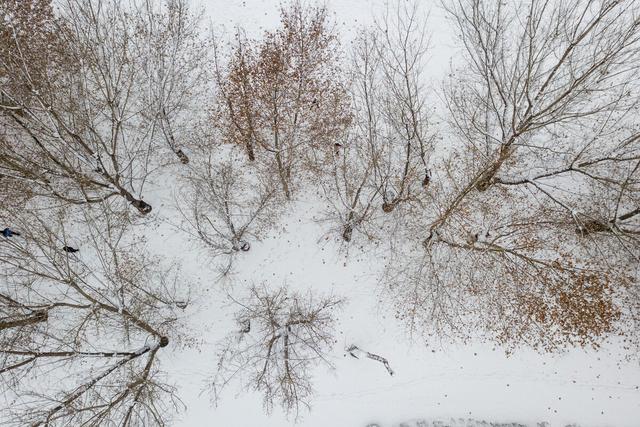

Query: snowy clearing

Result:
[1,0,639,426]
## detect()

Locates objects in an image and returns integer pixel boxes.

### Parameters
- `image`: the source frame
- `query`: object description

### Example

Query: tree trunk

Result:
[0,310,47,331]
[246,140,255,162]
[275,151,291,200]
[342,224,353,242]
[118,187,152,214]
[175,149,190,164]
[475,144,513,192]
[382,200,397,213]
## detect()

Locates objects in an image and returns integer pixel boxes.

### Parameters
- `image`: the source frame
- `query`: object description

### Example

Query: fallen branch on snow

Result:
[346,344,394,376]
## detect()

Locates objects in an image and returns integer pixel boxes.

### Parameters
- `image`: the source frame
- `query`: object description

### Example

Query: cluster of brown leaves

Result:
[507,267,625,352]
[213,1,351,196]
[0,0,73,101]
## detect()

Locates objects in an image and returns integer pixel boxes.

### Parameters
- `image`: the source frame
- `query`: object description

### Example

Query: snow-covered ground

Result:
[145,179,639,427]
[140,1,640,426]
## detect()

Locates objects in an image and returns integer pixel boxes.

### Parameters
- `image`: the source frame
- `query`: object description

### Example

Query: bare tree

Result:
[176,150,277,275]
[0,0,79,208]
[133,0,211,164]
[319,32,384,243]
[427,0,640,243]
[0,0,209,214]
[385,0,640,352]
[323,4,434,241]
[362,2,434,213]
[0,203,187,425]
[211,1,351,199]
[211,284,344,418]
[323,128,383,243]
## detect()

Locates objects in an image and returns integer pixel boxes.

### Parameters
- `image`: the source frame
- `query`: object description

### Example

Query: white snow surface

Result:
[149,186,639,427]
[138,1,640,426]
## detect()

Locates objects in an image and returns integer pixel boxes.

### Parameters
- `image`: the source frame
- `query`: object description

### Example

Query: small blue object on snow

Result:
[2,228,20,238]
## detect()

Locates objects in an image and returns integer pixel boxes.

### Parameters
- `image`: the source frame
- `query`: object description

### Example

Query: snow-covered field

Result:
[147,174,639,427]
[4,0,638,426]
[118,1,640,426]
